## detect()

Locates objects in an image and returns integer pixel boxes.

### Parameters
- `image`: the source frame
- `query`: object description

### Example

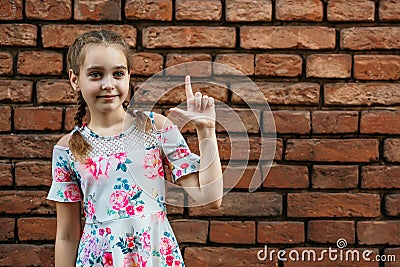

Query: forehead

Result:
[81,44,127,69]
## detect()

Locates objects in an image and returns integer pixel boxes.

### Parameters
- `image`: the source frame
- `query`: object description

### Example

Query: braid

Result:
[69,92,91,163]
[74,92,87,126]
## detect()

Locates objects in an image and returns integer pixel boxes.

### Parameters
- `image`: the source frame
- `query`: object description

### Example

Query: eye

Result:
[114,71,125,78]
[89,72,102,78]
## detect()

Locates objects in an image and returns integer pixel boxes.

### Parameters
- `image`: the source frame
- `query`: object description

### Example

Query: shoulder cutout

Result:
[152,112,174,132]
[56,134,70,148]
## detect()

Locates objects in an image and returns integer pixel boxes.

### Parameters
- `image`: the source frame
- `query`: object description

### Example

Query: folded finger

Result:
[194,91,202,110]
[201,95,209,111]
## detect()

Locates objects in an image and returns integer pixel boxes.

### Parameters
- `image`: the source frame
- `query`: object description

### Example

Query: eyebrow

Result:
[86,65,128,71]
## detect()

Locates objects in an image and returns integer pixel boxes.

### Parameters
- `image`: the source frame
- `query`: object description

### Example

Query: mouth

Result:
[96,95,119,100]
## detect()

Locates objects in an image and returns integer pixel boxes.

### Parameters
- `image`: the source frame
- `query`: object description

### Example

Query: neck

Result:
[88,107,126,130]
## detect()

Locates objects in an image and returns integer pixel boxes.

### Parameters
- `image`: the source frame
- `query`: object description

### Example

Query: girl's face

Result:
[71,44,130,117]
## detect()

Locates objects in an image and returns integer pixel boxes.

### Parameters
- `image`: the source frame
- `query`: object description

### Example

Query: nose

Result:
[101,75,114,90]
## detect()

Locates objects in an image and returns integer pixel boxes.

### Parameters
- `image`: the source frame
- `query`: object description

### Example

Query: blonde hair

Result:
[67,30,151,162]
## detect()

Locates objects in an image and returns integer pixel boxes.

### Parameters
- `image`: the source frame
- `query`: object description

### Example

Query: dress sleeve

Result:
[47,145,82,202]
[157,125,201,183]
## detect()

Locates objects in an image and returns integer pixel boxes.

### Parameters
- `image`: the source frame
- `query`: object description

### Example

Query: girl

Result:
[47,30,223,267]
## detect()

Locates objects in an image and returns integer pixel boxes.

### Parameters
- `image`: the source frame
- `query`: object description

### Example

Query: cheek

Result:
[80,85,99,101]
[118,79,130,95]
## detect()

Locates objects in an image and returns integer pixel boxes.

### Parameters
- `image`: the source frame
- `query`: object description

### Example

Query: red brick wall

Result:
[1,0,400,266]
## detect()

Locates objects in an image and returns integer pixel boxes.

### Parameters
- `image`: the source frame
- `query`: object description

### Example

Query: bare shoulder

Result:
[152,112,174,131]
[56,134,71,148]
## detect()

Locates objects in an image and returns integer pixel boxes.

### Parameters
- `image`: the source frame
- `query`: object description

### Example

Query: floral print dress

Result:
[47,112,200,267]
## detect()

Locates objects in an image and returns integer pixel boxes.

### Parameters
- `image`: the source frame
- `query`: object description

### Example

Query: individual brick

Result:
[361,110,400,134]
[308,220,355,243]
[285,139,379,162]
[288,193,380,217]
[231,82,320,106]
[324,83,400,106]
[328,0,375,21]
[17,51,63,75]
[125,0,172,21]
[362,166,400,189]
[226,0,272,22]
[341,27,400,50]
[14,107,63,131]
[42,24,136,48]
[385,139,400,162]
[380,0,400,21]
[214,54,254,76]
[354,55,400,80]
[312,165,358,189]
[36,80,77,104]
[0,53,13,75]
[176,0,221,21]
[0,106,11,132]
[358,221,400,245]
[0,80,33,103]
[130,52,163,75]
[262,164,309,189]
[170,219,208,243]
[241,26,335,50]
[258,221,304,244]
[25,0,72,20]
[255,54,302,77]
[276,0,323,21]
[210,221,255,244]
[306,54,352,78]
[0,24,37,46]
[74,0,121,21]
[312,111,358,134]
[143,26,236,48]
[0,0,22,20]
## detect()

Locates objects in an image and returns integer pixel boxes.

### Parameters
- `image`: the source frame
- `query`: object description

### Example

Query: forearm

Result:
[55,238,80,267]
[197,127,223,206]
[54,202,81,267]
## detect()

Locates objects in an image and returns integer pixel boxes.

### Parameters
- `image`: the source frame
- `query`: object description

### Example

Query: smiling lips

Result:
[97,95,119,100]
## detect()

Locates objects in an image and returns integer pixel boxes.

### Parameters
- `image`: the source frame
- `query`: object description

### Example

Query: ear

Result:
[68,69,80,91]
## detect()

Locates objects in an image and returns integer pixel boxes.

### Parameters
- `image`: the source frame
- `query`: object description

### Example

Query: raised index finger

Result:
[185,75,194,99]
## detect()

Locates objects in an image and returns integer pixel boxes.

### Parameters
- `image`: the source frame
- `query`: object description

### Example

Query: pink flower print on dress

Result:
[166,255,175,266]
[82,157,111,184]
[126,236,135,249]
[86,199,95,219]
[110,190,129,210]
[113,152,127,162]
[173,259,181,267]
[173,146,190,160]
[123,252,147,267]
[126,205,136,215]
[54,167,71,182]
[180,163,189,169]
[64,184,81,201]
[141,231,151,251]
[84,158,98,177]
[143,149,164,180]
[136,205,144,213]
[160,236,174,256]
[102,252,113,267]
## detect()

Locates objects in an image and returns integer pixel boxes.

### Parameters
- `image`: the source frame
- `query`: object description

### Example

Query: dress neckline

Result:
[82,121,136,140]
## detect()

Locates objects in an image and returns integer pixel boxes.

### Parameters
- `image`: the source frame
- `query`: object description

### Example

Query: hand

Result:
[169,75,216,129]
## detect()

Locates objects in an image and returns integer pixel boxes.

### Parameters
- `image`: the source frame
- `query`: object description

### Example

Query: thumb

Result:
[168,107,190,125]
[169,107,186,116]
